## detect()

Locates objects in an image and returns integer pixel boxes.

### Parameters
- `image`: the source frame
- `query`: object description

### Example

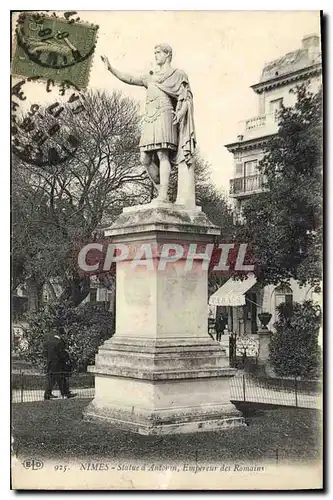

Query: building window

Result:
[89,289,97,303]
[244,160,258,177]
[269,98,283,120]
[274,285,293,310]
[235,162,243,176]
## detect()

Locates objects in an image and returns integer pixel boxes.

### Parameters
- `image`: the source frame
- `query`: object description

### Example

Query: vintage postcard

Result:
[11,10,323,490]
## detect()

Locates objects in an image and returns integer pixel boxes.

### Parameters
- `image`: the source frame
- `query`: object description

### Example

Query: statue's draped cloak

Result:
[142,68,196,168]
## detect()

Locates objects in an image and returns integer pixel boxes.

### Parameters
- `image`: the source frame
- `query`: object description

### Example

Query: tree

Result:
[13,85,237,319]
[23,302,114,371]
[12,89,152,308]
[269,300,321,379]
[238,85,322,289]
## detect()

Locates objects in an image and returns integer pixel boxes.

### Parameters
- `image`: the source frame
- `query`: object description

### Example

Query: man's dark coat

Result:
[44,334,71,373]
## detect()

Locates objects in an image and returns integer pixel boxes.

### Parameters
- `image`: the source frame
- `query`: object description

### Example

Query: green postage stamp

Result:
[12,12,99,88]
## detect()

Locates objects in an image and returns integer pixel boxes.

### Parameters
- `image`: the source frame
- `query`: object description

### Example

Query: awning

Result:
[209,275,257,307]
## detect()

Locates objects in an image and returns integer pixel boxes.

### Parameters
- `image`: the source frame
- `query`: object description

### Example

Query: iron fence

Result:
[229,333,259,369]
[230,373,322,410]
[11,371,95,403]
[12,370,322,411]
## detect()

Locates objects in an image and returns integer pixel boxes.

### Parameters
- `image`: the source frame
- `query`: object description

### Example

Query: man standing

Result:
[43,327,76,400]
[215,313,228,342]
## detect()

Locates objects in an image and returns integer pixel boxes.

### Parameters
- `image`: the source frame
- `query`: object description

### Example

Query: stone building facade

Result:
[226,33,321,220]
[210,34,322,338]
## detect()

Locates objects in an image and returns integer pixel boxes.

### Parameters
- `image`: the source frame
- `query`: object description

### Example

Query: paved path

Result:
[13,385,321,409]
[12,371,321,410]
[230,377,322,410]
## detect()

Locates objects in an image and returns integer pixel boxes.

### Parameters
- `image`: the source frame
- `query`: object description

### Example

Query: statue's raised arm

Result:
[101,55,145,87]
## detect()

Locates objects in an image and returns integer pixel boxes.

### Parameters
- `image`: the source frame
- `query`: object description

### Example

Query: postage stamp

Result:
[12,12,99,88]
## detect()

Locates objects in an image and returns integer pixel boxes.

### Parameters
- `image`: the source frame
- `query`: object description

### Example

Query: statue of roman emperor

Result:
[101,43,196,207]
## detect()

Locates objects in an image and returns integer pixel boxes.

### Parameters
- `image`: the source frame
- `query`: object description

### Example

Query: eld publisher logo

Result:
[22,459,44,470]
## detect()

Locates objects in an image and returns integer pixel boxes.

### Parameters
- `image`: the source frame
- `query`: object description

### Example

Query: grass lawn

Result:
[12,399,321,464]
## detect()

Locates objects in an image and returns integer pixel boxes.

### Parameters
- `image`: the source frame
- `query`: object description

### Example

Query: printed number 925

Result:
[54,464,68,472]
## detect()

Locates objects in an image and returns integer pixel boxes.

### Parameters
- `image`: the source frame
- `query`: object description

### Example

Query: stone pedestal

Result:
[84,202,245,434]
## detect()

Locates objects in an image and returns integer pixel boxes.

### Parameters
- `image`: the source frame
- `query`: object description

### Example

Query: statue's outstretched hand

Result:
[101,55,112,72]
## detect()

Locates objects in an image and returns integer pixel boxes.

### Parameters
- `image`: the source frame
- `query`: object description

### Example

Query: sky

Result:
[12,10,321,194]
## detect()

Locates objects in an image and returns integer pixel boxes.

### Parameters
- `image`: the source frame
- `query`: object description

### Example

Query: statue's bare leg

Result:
[156,149,171,202]
[140,151,160,195]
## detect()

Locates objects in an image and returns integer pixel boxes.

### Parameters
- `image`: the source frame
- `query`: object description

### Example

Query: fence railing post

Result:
[243,374,246,401]
[242,349,247,370]
[20,371,24,403]
[295,377,298,408]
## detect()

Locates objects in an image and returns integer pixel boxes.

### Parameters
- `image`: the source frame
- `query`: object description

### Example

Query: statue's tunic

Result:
[139,68,196,166]
[139,72,178,152]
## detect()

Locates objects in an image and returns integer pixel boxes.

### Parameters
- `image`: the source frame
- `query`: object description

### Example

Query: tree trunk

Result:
[45,280,58,301]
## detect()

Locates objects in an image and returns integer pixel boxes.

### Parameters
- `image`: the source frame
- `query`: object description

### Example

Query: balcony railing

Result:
[245,115,267,130]
[245,112,279,130]
[236,112,279,141]
[230,174,266,197]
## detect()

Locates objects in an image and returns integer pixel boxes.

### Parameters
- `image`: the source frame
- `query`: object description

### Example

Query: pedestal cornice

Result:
[104,204,221,239]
